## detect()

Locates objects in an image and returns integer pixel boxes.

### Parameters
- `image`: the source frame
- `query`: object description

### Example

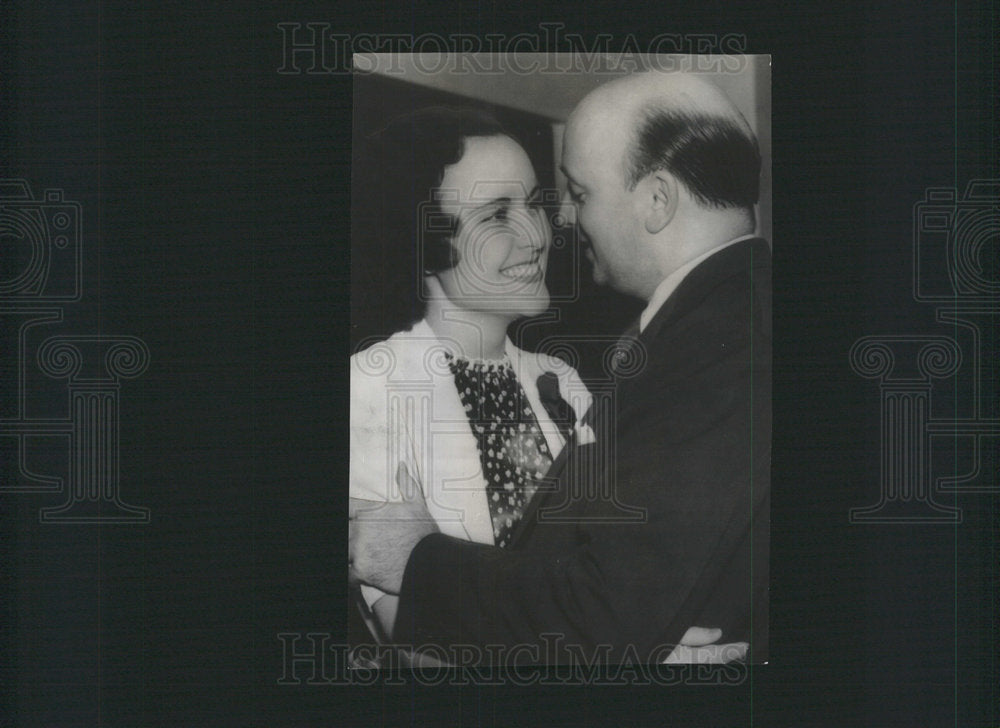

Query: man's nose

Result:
[558,190,577,227]
[555,191,589,250]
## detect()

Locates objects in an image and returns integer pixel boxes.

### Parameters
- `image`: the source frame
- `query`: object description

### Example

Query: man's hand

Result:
[662,626,748,664]
[349,462,439,595]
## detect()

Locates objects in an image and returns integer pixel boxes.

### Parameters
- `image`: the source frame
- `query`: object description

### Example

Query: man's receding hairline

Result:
[571,73,751,179]
[577,71,748,129]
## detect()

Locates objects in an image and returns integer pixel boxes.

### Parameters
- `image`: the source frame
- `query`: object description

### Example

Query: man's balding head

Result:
[569,71,760,210]
[562,72,761,299]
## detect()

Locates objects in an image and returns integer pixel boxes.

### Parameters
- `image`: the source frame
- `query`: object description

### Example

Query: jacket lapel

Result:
[506,346,593,548]
[399,321,494,544]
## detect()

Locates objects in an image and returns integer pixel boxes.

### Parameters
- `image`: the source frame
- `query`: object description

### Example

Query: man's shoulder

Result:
[688,237,769,295]
[663,239,770,324]
[639,239,770,377]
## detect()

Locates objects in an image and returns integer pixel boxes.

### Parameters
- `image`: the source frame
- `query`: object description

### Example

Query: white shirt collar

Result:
[639,234,757,334]
[409,318,517,366]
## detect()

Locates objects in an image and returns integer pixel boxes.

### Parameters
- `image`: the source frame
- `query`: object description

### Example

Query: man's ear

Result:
[641,170,678,235]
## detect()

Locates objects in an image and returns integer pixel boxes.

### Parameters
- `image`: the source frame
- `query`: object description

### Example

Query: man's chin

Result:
[590,267,609,287]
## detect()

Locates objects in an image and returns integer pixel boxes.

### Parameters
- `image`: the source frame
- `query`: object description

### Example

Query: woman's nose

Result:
[515,206,549,250]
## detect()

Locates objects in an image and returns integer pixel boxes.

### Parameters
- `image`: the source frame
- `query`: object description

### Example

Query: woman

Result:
[350,107,592,642]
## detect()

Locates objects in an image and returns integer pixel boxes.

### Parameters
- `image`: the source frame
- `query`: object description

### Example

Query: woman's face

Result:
[432,134,551,319]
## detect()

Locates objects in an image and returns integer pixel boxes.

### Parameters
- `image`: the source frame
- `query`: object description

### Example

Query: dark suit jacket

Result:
[394,238,771,664]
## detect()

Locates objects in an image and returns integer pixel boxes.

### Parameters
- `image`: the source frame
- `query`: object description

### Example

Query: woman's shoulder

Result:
[350,320,439,381]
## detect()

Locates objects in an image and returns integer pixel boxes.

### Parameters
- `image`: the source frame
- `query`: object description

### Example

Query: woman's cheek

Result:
[484,235,515,273]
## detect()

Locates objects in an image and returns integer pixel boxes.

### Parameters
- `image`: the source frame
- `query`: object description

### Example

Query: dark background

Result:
[1,1,997,726]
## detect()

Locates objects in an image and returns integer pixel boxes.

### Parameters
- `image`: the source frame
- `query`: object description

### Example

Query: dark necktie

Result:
[610,317,642,377]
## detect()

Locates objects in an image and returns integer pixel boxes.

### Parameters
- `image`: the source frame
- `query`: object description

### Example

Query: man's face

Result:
[560,114,647,297]
[433,135,551,318]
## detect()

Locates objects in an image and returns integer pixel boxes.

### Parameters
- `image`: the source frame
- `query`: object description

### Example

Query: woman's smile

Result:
[499,257,544,282]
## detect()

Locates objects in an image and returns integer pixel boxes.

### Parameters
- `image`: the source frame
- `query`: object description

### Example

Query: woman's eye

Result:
[486,208,508,222]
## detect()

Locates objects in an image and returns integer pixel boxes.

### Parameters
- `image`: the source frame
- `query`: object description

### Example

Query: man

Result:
[349,70,771,665]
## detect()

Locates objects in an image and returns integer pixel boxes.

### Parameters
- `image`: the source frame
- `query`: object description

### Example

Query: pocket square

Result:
[574,422,597,445]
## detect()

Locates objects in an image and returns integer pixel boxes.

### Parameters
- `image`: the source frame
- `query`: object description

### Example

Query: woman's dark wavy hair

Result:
[354,106,512,335]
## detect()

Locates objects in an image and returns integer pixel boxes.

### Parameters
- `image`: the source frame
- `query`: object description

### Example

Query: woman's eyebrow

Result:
[471,196,510,211]
[463,185,540,220]
[459,196,510,222]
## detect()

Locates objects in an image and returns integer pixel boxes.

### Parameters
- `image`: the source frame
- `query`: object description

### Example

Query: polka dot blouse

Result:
[445,352,554,548]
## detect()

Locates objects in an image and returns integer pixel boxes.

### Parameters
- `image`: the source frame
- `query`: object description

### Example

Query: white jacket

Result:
[350,319,592,607]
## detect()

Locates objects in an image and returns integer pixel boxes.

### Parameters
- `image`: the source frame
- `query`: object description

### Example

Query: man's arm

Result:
[351,474,752,664]
[354,282,770,662]
[391,351,767,662]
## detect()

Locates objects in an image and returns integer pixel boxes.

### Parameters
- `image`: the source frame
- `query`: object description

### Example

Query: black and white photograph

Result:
[347,54,771,668]
[2,3,998,725]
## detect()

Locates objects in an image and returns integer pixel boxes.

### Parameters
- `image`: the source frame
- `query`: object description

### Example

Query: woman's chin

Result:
[513,291,551,319]
[449,287,550,319]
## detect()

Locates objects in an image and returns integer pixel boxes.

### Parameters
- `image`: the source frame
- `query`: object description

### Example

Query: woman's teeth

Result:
[500,263,541,280]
